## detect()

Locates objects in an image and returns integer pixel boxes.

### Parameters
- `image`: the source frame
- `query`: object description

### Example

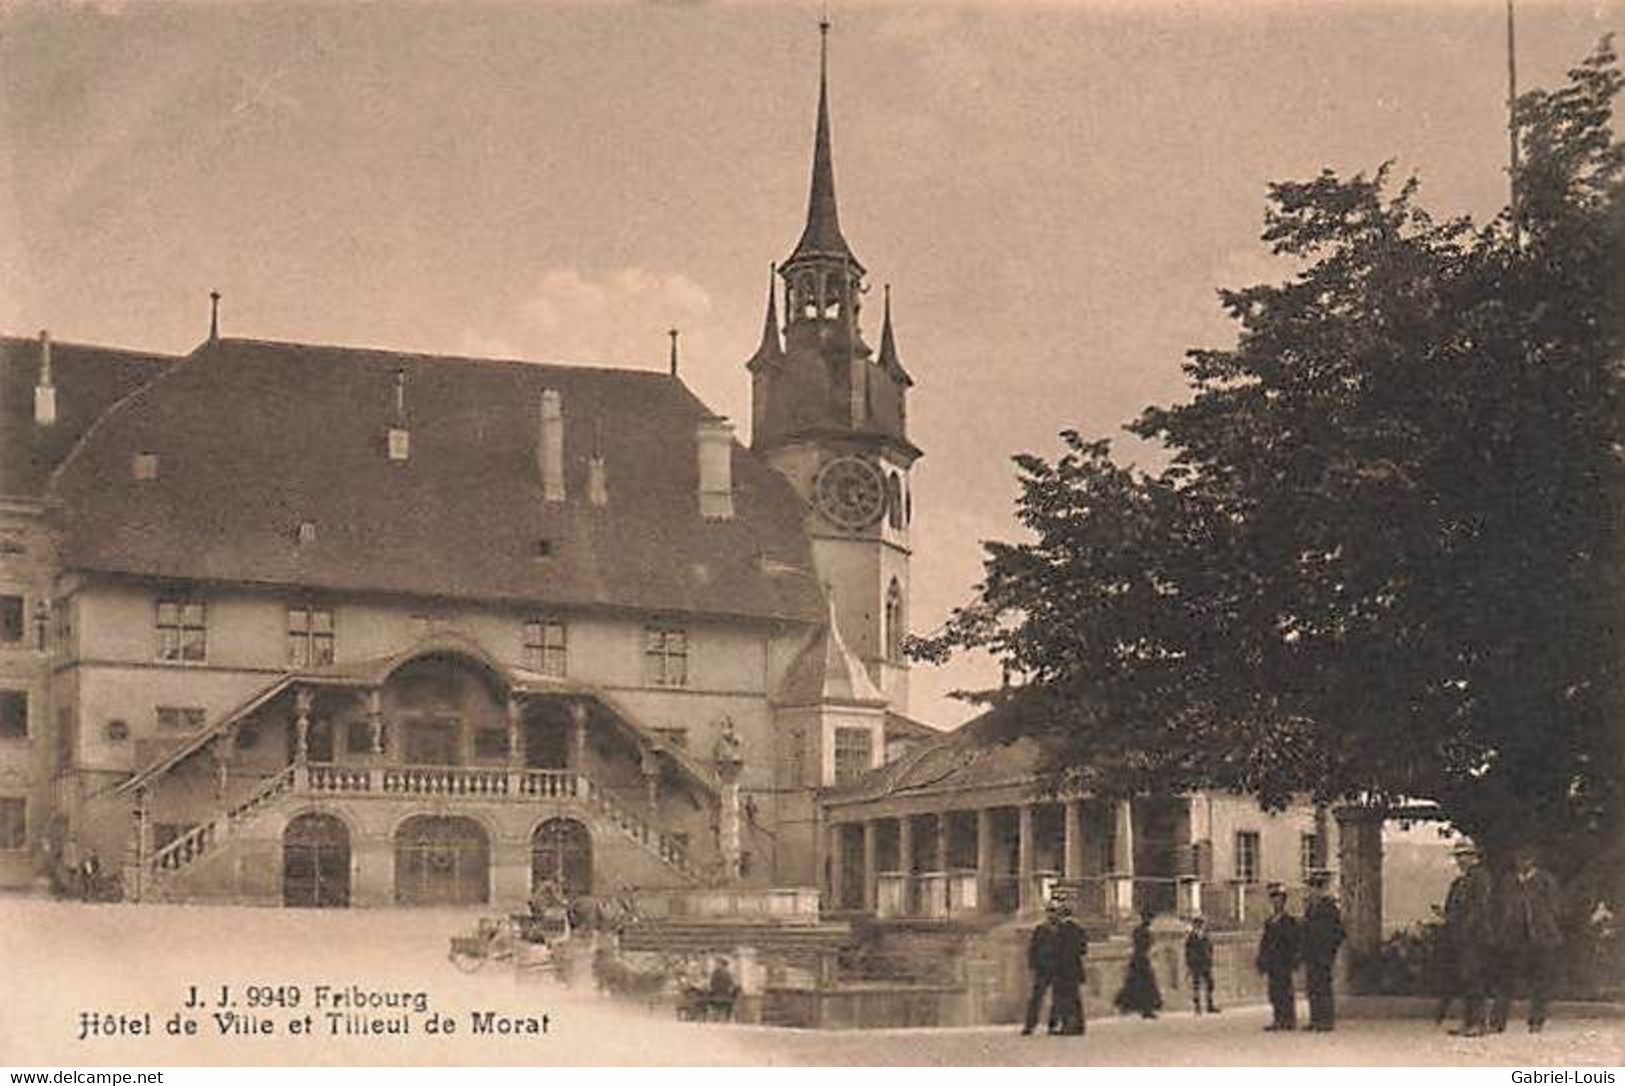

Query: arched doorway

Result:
[395,815,489,905]
[283,813,351,907]
[531,818,592,898]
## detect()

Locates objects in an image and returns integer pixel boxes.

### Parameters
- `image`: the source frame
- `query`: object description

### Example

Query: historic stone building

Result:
[0,28,1341,979]
[822,701,1334,929]
[0,28,933,909]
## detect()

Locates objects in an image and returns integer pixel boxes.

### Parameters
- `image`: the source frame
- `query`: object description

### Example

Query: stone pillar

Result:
[351,834,396,908]
[862,820,878,913]
[212,734,231,800]
[367,688,384,756]
[716,756,742,884]
[975,808,994,914]
[1017,804,1035,914]
[1178,875,1203,919]
[570,701,589,771]
[294,687,313,765]
[640,749,661,814]
[1336,805,1385,993]
[934,813,949,873]
[827,823,845,909]
[898,816,915,916]
[491,833,532,909]
[1109,798,1136,920]
[1063,799,1085,879]
[130,785,150,903]
[506,695,524,769]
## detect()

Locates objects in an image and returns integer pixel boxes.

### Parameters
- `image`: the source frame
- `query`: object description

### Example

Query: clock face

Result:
[813,456,886,530]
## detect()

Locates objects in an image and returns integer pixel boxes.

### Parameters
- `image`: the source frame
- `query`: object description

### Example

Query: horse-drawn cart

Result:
[447,912,570,978]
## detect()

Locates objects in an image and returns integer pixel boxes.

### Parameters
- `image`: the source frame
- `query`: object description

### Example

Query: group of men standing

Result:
[1256,870,1347,1031]
[1018,844,1565,1039]
[1022,869,1347,1037]
[1022,900,1090,1035]
[1439,841,1563,1036]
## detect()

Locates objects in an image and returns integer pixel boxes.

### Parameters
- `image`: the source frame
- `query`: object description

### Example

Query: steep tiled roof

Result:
[0,335,175,498]
[49,338,823,624]
[827,695,1096,803]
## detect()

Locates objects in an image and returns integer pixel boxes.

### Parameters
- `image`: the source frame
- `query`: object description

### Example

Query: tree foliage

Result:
[915,41,1624,861]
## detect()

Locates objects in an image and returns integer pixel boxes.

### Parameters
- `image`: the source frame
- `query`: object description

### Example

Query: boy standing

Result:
[1185,915,1220,1014]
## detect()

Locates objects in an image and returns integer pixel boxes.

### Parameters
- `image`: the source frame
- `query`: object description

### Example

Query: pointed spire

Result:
[876,284,913,386]
[746,264,783,372]
[786,17,861,271]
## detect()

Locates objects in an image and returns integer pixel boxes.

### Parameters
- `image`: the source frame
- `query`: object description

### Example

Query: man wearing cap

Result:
[1256,883,1300,1030]
[1301,869,1345,1031]
[1443,840,1495,1036]
[1022,899,1089,1036]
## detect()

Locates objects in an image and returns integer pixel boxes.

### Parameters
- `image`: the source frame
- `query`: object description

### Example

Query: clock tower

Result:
[747,21,920,711]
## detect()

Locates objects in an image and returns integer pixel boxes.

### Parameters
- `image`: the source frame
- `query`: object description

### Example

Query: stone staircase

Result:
[618,919,854,957]
[140,763,704,898]
[140,763,298,896]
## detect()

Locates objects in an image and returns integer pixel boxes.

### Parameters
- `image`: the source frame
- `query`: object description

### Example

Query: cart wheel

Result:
[450,951,484,974]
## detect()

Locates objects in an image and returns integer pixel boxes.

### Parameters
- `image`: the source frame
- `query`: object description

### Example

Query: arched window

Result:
[885,579,905,663]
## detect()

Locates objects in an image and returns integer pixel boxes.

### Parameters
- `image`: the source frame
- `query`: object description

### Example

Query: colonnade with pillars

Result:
[826,797,1172,922]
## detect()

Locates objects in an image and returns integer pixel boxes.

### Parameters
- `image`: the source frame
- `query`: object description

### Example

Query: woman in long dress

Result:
[1115,910,1164,1018]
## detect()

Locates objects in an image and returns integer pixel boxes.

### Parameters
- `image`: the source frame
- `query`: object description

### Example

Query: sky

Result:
[1,0,1619,729]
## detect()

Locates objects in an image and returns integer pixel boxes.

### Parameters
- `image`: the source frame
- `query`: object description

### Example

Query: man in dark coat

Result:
[1257,883,1299,1031]
[1443,841,1496,1036]
[1491,846,1564,1033]
[1185,916,1219,1014]
[1022,900,1088,1035]
[1301,869,1346,1031]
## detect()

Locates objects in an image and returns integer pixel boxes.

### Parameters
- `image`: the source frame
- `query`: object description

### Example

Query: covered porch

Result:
[112,633,727,902]
[825,793,1199,926]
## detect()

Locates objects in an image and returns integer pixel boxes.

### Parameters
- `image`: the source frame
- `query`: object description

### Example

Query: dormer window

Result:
[132,453,160,481]
[296,521,318,545]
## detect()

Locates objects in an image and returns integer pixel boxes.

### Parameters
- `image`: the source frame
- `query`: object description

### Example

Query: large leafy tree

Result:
[916,42,1623,867]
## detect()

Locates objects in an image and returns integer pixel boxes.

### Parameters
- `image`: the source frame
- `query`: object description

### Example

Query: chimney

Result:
[34,330,56,426]
[586,417,608,507]
[386,368,410,462]
[696,416,735,521]
[539,389,565,501]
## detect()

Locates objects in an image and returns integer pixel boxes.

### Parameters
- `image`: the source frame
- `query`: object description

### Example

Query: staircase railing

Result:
[147,762,703,887]
[149,764,298,877]
[574,775,703,883]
